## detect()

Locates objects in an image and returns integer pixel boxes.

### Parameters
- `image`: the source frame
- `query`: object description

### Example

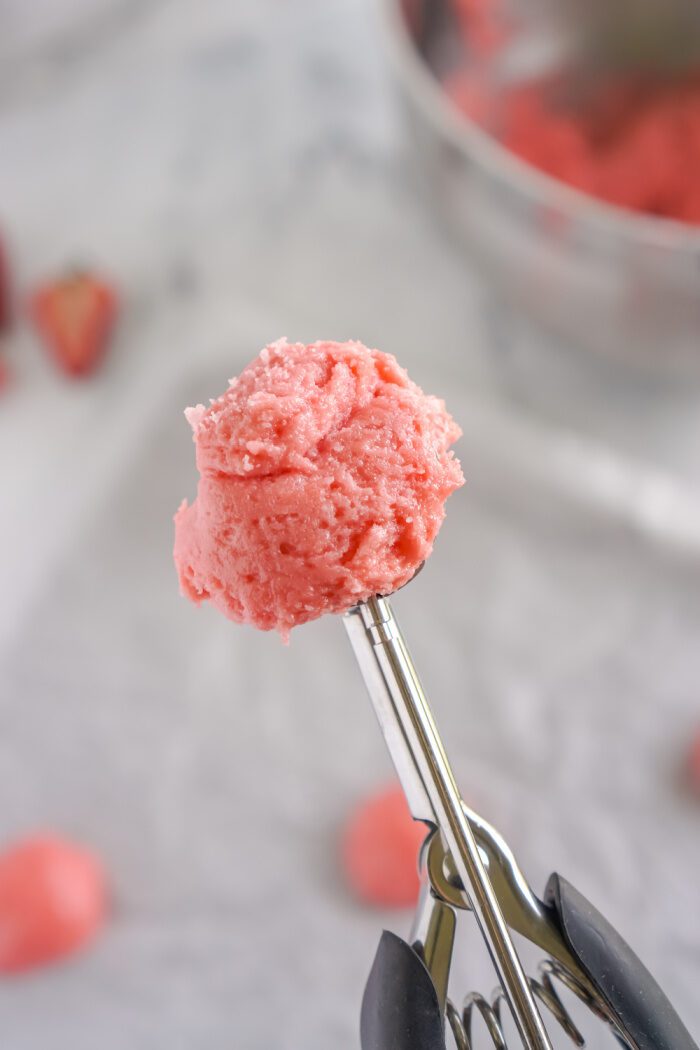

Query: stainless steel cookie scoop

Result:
[344,593,699,1050]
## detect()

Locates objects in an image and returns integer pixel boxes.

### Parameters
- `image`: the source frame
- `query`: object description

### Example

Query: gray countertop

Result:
[0,2,699,1048]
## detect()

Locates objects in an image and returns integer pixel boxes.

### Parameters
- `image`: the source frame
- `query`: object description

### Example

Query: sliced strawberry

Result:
[0,834,107,974]
[30,271,118,377]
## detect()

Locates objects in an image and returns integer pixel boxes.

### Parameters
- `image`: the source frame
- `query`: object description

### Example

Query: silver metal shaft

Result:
[344,595,553,1050]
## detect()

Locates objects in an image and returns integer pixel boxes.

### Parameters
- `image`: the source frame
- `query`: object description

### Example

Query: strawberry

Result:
[0,835,107,974]
[30,271,118,377]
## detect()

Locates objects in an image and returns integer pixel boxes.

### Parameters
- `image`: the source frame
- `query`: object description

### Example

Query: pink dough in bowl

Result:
[173,339,463,638]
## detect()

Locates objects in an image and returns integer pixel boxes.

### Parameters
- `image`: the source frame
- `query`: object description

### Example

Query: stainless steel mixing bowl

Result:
[384,0,700,373]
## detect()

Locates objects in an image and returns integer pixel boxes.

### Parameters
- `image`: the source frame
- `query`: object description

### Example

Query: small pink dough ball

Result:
[0,835,107,974]
[174,339,464,637]
[341,783,428,908]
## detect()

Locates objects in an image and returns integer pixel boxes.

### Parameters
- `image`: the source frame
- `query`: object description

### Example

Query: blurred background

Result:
[0,0,699,1047]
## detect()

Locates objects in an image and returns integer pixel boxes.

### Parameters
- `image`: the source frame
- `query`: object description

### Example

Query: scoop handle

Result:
[546,873,699,1050]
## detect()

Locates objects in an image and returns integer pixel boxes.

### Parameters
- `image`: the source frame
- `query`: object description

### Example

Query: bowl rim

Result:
[382,0,700,254]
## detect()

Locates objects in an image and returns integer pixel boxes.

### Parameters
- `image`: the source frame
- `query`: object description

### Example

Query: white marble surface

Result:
[0,2,699,1048]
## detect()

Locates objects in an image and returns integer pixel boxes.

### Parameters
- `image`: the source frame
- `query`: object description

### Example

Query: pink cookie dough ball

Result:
[174,339,463,637]
[0,835,107,974]
[341,783,427,908]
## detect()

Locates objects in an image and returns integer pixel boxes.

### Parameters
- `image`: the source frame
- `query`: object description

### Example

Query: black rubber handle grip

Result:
[360,930,446,1050]
[359,881,699,1050]
[546,873,699,1050]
